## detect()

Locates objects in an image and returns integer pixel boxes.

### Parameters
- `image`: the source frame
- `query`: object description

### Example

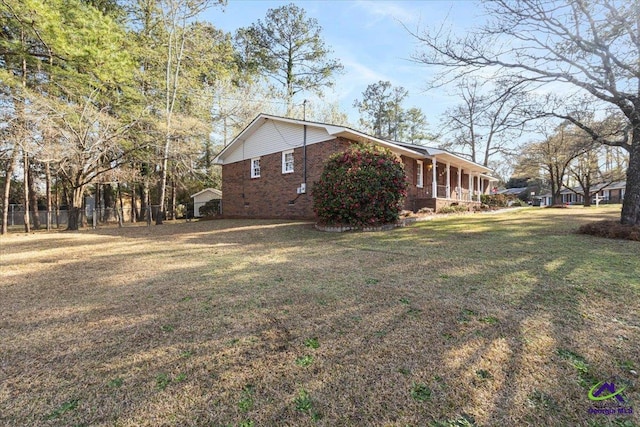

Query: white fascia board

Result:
[213,114,273,164]
[479,173,499,181]
[214,114,346,164]
[425,150,492,174]
[190,188,222,199]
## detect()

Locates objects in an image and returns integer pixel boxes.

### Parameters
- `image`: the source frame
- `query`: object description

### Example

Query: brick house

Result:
[214,114,496,219]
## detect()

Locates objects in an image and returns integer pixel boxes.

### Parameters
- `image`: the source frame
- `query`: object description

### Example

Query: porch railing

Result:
[420,186,481,201]
[458,189,473,201]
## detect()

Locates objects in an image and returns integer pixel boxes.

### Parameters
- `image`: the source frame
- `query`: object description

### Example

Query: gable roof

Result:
[214,114,493,176]
[496,187,528,195]
[191,188,222,199]
[213,114,424,163]
[559,181,627,195]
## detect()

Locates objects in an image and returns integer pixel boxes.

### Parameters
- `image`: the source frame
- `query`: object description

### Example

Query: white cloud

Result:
[340,58,389,88]
[352,0,419,28]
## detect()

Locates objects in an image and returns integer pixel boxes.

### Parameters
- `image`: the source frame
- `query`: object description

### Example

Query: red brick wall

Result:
[221,138,444,218]
[221,138,351,219]
[399,156,435,211]
[401,156,416,211]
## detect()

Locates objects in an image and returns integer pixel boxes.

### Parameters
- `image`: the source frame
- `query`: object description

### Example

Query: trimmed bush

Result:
[199,199,221,217]
[437,204,469,214]
[480,194,509,207]
[417,207,434,215]
[312,144,407,227]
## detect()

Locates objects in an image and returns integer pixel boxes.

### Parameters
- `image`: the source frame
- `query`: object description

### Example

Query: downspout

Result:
[303,124,307,188]
[303,100,308,193]
[289,117,308,205]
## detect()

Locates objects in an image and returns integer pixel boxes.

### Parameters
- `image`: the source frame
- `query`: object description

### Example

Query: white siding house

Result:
[191,188,222,217]
[221,118,337,164]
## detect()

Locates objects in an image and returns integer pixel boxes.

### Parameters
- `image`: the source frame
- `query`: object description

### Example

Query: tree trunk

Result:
[117,182,124,228]
[28,159,40,230]
[131,184,138,223]
[103,183,113,222]
[170,177,176,221]
[62,185,70,229]
[23,149,30,233]
[156,141,168,225]
[549,169,561,205]
[45,162,52,230]
[54,174,60,229]
[144,183,152,226]
[67,186,84,231]
[1,145,18,235]
[621,129,640,225]
[95,184,101,223]
[582,175,598,208]
[140,183,147,222]
[68,206,80,230]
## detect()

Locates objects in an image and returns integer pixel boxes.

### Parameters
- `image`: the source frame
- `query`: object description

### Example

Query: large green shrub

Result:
[199,199,221,217]
[312,144,407,226]
[480,194,509,207]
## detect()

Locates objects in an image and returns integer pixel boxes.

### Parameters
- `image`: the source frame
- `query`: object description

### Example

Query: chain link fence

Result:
[1,204,163,229]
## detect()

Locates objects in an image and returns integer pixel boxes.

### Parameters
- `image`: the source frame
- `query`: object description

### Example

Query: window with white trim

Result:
[416,160,423,188]
[251,158,261,178]
[282,150,294,174]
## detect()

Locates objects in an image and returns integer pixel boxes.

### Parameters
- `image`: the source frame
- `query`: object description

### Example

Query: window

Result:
[416,160,423,188]
[282,150,294,174]
[251,158,260,178]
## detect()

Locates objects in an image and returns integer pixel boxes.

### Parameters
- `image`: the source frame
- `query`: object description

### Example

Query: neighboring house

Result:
[539,181,626,206]
[191,188,222,217]
[213,114,497,219]
[496,187,528,197]
[497,186,544,205]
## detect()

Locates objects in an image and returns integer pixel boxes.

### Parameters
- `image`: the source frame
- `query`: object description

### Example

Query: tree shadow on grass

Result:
[1,209,638,426]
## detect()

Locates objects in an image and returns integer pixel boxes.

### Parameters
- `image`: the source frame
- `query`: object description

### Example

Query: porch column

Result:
[457,168,462,200]
[476,174,481,202]
[446,163,451,199]
[468,173,473,201]
[431,157,437,198]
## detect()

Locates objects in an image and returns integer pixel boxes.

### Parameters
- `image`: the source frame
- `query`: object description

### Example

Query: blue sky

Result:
[204,0,485,129]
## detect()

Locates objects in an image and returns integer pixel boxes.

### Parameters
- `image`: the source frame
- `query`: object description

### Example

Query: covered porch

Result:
[403,152,496,212]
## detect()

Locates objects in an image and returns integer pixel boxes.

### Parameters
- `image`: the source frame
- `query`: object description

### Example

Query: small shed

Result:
[191,188,222,218]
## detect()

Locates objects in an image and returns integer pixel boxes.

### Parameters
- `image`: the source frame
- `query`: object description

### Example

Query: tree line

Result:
[2,0,639,230]
[412,0,640,226]
[0,0,353,231]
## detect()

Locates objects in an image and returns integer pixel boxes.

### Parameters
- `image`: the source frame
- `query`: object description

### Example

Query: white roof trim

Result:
[190,188,222,199]
[213,114,493,174]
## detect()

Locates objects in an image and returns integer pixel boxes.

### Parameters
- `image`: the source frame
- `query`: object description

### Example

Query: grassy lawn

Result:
[1,206,638,426]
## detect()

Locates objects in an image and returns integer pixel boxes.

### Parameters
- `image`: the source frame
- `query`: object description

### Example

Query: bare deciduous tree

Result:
[42,96,140,230]
[412,0,640,225]
[439,78,529,167]
[522,121,595,205]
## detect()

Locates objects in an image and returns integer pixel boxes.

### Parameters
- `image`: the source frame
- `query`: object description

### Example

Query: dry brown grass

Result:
[0,206,638,426]
[578,220,640,241]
